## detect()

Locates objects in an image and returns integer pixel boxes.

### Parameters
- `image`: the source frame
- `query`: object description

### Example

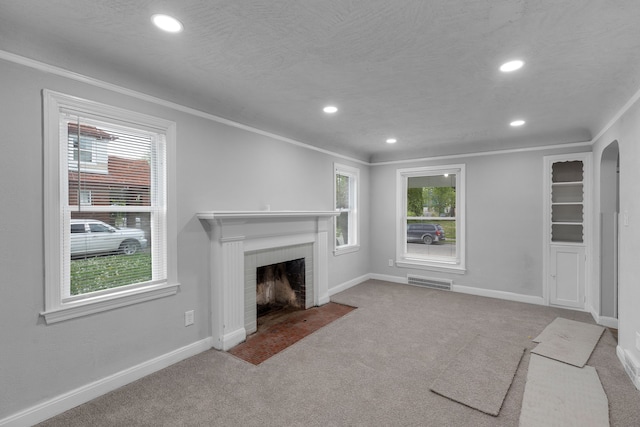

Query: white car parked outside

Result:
[70,219,147,256]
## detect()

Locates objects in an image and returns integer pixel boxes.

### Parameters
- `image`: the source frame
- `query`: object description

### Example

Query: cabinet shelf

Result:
[551,181,582,186]
[552,161,584,183]
[551,223,583,243]
[551,183,583,204]
[551,204,583,223]
[548,158,586,244]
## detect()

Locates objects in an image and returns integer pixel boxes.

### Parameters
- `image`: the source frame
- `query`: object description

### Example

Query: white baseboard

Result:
[344,273,545,305]
[587,304,619,328]
[595,315,619,329]
[617,345,640,391]
[451,284,545,306]
[318,295,331,305]
[220,328,246,351]
[0,338,213,427]
[368,273,407,284]
[328,274,373,296]
[367,275,547,306]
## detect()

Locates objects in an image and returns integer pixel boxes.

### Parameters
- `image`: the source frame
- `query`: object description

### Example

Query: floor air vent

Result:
[407,275,452,291]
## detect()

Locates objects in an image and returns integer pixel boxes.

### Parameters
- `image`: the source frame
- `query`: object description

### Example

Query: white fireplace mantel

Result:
[197,210,339,220]
[197,210,338,350]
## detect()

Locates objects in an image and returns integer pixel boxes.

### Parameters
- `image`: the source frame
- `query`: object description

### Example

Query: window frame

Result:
[396,164,466,273]
[333,162,360,255]
[42,90,179,324]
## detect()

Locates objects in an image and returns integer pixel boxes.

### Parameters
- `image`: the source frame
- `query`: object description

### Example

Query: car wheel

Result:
[422,235,433,245]
[120,240,140,255]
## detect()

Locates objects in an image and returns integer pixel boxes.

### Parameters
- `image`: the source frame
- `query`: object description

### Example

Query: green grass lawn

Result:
[70,252,152,295]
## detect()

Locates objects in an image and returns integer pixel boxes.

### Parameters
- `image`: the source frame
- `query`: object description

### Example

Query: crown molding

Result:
[3,49,640,167]
[0,50,368,166]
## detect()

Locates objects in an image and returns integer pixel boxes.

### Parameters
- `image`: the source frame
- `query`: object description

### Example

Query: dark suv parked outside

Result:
[407,223,446,245]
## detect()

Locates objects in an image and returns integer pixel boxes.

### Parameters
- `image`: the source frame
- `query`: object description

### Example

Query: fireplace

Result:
[245,243,314,334]
[197,210,338,350]
[256,258,305,316]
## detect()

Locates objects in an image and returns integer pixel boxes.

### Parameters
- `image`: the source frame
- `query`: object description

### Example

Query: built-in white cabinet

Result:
[549,245,585,307]
[544,153,590,309]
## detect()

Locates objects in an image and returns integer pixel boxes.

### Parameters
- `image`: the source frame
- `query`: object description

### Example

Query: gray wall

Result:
[5,46,640,420]
[369,147,589,297]
[592,99,640,379]
[0,58,370,418]
[598,142,619,318]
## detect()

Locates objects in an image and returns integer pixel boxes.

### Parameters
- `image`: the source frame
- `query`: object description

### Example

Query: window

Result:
[397,164,465,273]
[42,90,178,323]
[70,133,95,162]
[334,163,359,254]
[79,189,92,206]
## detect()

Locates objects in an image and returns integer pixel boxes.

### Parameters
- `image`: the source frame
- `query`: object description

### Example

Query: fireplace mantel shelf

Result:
[197,210,339,221]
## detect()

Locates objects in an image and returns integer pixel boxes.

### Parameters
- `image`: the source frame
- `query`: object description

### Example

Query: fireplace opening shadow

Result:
[228,302,356,365]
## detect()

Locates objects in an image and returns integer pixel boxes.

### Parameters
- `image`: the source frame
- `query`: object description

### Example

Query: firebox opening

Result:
[256,258,305,318]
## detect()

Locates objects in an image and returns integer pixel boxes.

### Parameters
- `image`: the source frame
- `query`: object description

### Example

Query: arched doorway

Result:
[600,141,620,320]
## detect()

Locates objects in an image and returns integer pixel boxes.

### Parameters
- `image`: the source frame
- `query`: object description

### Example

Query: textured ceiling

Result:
[2,1,640,162]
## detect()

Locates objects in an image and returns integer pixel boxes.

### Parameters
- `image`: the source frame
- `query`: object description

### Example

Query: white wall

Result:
[592,97,640,388]
[369,147,590,301]
[0,57,370,421]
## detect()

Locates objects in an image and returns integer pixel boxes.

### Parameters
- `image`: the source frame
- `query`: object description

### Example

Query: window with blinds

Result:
[43,90,177,323]
[62,115,166,298]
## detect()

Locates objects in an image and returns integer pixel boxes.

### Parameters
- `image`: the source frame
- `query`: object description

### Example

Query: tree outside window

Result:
[398,165,465,272]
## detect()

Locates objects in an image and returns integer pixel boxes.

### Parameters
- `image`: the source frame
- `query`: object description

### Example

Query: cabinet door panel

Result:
[550,246,585,308]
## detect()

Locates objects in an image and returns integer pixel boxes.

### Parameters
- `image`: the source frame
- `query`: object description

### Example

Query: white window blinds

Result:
[60,113,167,299]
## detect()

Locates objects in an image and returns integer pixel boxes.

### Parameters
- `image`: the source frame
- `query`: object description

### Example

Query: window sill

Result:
[41,282,180,324]
[396,259,466,275]
[334,245,360,256]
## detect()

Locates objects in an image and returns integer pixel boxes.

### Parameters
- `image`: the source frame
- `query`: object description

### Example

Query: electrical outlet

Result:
[636,331,640,351]
[185,310,195,327]
[388,259,394,267]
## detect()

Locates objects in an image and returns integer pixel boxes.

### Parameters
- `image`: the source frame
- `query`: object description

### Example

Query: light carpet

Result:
[35,280,640,427]
[520,354,610,427]
[430,335,525,416]
[532,317,605,367]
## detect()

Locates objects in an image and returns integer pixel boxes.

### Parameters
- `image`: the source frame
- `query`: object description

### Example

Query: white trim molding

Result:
[328,274,371,296]
[0,50,369,166]
[3,49,632,167]
[396,164,466,273]
[589,306,619,329]
[452,285,546,306]
[41,89,179,323]
[354,274,547,306]
[0,338,212,427]
[617,346,640,391]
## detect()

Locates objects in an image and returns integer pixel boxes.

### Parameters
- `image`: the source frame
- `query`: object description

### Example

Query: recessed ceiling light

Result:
[510,119,526,127]
[323,106,338,114]
[151,14,183,33]
[500,60,524,72]
[386,138,397,144]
